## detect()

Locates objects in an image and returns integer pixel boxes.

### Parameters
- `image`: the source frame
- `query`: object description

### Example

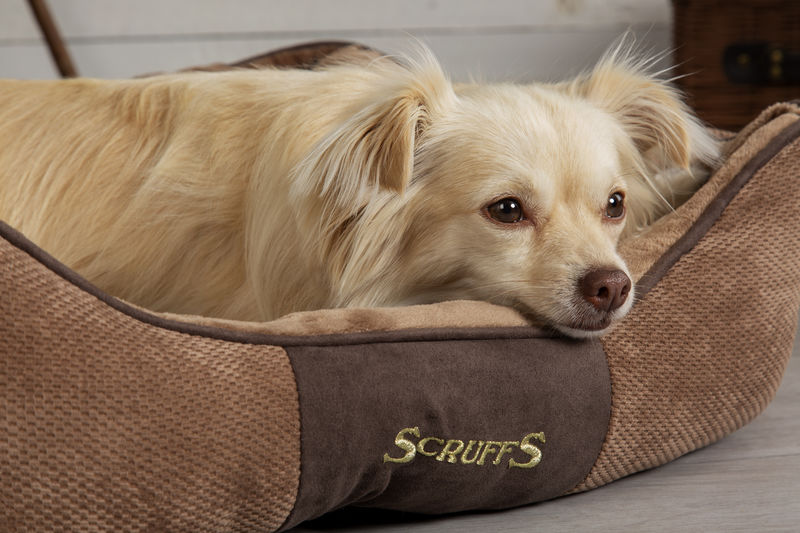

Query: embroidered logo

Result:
[383,426,545,469]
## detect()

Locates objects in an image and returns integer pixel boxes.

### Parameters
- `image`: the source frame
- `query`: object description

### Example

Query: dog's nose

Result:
[579,268,631,313]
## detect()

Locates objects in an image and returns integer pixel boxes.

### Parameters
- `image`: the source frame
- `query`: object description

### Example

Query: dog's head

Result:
[292,44,718,337]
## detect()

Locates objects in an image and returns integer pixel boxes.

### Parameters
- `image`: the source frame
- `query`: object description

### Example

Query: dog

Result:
[0,42,718,337]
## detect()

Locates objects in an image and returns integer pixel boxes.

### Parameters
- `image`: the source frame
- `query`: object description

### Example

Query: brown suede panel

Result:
[281,335,610,529]
[230,42,385,70]
[179,41,386,74]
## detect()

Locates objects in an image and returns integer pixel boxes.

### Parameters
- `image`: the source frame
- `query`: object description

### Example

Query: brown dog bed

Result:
[2,44,800,531]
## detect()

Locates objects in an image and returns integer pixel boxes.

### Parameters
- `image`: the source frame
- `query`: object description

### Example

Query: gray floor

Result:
[292,322,800,533]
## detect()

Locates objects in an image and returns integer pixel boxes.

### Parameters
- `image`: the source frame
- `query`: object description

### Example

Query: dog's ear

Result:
[328,86,427,195]
[291,58,452,218]
[568,48,714,172]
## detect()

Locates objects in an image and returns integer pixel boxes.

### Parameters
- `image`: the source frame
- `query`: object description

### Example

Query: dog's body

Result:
[0,45,718,335]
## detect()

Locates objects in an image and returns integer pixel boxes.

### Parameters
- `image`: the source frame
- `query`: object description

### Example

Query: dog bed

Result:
[2,44,800,531]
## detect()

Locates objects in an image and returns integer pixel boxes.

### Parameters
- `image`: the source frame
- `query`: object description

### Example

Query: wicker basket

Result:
[673,0,800,129]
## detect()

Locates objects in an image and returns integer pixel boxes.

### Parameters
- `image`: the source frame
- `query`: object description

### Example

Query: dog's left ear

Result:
[569,56,698,170]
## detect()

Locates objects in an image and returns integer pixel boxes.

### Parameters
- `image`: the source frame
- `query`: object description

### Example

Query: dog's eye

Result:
[605,192,625,219]
[486,197,525,224]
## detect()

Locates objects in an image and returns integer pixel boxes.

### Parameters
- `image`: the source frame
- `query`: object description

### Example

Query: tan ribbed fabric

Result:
[573,111,800,491]
[1,240,300,531]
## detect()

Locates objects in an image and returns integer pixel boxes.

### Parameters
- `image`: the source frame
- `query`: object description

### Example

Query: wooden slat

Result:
[0,0,670,41]
[0,28,670,80]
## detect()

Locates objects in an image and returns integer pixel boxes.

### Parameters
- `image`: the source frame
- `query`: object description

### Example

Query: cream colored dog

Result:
[0,44,717,336]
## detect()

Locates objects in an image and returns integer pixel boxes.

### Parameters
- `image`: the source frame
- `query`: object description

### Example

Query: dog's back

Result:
[0,78,179,255]
[0,61,437,319]
[0,72,311,318]
[1,77,237,316]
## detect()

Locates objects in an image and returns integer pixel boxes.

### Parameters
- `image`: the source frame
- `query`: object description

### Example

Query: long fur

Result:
[0,43,718,335]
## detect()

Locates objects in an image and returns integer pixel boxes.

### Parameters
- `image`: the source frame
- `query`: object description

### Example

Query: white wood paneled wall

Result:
[0,0,672,81]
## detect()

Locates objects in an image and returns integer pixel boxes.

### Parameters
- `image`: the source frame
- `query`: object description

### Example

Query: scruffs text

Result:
[383,426,545,469]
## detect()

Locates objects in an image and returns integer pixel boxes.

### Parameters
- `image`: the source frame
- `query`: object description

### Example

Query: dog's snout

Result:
[579,268,631,313]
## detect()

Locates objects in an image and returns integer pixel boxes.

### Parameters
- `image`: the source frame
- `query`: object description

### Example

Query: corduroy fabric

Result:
[573,111,800,492]
[0,239,301,531]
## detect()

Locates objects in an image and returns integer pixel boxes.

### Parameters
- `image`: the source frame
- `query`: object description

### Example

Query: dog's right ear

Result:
[290,56,453,220]
[570,58,694,170]
[565,39,718,174]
